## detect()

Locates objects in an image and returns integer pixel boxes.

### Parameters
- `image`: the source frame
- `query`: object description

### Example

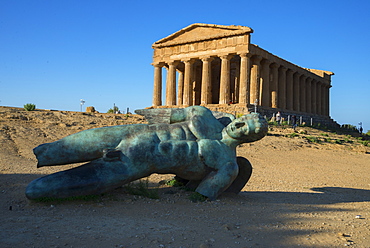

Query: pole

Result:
[80,99,85,112]
[254,99,258,113]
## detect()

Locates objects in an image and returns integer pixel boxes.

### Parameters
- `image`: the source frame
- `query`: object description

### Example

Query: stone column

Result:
[278,66,287,109]
[201,57,213,105]
[299,75,306,112]
[165,61,177,106]
[321,83,326,116]
[316,81,322,115]
[250,55,262,105]
[305,78,312,114]
[183,59,194,106]
[311,79,317,114]
[320,82,325,115]
[177,69,184,105]
[238,53,252,104]
[260,59,270,107]
[286,69,294,110]
[153,63,163,106]
[320,83,325,115]
[325,84,330,116]
[219,54,233,104]
[270,63,279,108]
[293,72,300,111]
[232,62,240,103]
[193,62,202,105]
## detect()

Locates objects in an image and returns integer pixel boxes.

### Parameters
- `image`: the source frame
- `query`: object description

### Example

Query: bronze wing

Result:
[135,108,235,126]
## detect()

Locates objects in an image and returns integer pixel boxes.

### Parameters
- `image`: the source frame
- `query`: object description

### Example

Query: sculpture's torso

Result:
[115,117,232,180]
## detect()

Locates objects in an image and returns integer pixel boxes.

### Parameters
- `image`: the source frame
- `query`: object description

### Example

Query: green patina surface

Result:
[26,106,267,201]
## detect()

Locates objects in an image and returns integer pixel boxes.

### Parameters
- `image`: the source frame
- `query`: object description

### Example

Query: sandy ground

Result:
[0,106,369,248]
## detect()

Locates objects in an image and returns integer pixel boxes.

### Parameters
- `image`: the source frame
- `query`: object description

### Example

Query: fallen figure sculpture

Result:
[25,106,267,200]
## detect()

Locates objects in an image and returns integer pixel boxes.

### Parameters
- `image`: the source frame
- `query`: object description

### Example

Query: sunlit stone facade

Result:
[151,23,334,117]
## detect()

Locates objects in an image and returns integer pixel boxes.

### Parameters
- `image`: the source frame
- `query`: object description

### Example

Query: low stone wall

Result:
[150,104,339,128]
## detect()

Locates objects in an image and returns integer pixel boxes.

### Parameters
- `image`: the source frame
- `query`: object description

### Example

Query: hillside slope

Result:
[0,106,369,248]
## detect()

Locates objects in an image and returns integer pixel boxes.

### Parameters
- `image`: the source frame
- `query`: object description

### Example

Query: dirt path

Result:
[0,106,369,248]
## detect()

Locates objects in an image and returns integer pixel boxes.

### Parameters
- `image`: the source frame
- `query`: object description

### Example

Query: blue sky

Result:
[1,0,370,132]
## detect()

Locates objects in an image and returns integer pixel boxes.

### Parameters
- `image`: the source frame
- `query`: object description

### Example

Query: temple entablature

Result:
[151,23,334,118]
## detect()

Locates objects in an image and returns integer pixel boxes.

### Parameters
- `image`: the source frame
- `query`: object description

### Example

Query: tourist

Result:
[291,115,297,131]
[276,111,281,125]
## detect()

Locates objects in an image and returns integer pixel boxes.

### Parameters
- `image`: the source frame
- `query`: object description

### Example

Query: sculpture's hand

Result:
[195,161,239,200]
[195,139,239,200]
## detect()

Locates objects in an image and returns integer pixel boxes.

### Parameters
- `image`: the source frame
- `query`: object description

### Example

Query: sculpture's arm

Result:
[195,161,239,200]
[195,139,239,200]
[34,124,147,167]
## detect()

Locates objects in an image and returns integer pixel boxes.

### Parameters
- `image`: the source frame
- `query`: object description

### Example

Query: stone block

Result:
[86,106,96,113]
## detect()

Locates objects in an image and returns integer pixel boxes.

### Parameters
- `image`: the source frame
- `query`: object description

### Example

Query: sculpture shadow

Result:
[2,173,370,247]
[237,186,370,205]
[2,173,369,205]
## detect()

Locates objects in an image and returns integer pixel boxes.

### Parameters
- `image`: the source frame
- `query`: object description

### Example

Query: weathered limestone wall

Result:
[151,23,334,123]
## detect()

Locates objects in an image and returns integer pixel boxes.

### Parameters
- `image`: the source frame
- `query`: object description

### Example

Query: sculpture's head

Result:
[224,113,268,144]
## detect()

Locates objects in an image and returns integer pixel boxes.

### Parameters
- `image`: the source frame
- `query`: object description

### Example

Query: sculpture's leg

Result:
[26,151,138,200]
[34,125,146,167]
[224,157,252,194]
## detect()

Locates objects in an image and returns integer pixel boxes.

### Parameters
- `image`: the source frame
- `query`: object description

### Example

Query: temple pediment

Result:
[152,23,334,119]
[153,23,253,48]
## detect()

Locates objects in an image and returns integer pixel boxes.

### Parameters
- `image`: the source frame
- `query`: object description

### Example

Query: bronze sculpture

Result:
[26,106,267,200]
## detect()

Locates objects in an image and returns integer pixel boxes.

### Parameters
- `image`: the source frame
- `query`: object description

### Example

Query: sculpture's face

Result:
[226,113,268,142]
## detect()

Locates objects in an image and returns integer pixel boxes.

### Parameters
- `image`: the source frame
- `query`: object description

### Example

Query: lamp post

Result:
[254,99,258,113]
[80,99,85,112]
[358,122,363,134]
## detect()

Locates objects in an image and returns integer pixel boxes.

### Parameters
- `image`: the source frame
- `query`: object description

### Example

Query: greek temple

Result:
[151,23,334,120]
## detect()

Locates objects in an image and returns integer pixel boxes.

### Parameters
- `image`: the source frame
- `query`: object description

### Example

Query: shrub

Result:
[358,140,369,146]
[286,132,298,138]
[189,192,207,202]
[305,136,320,143]
[23,103,36,111]
[123,179,159,199]
[107,106,120,114]
[165,179,185,187]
